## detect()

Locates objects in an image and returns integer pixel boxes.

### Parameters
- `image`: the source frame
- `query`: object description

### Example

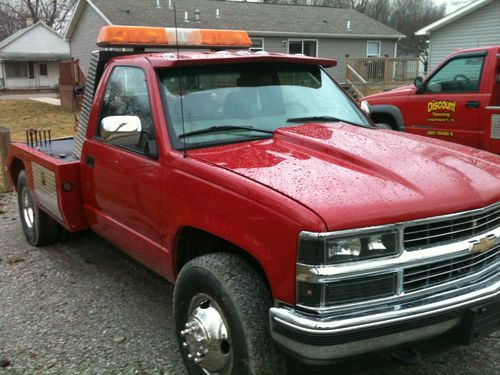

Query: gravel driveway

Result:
[1,191,498,374]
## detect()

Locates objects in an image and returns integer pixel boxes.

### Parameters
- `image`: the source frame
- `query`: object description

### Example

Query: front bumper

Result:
[270,273,500,363]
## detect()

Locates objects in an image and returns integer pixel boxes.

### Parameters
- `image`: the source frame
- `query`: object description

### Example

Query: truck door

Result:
[406,52,487,148]
[485,53,500,153]
[81,66,164,272]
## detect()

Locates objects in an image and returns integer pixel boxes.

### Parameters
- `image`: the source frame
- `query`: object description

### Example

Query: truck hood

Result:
[365,84,415,100]
[190,123,500,231]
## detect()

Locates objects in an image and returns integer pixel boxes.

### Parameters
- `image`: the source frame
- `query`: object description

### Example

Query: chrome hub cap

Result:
[22,188,34,229]
[180,294,231,373]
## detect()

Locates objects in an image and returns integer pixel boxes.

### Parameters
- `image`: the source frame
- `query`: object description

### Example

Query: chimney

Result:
[184,11,189,22]
[168,0,173,9]
[26,17,33,26]
[216,8,221,18]
[194,8,200,22]
[346,20,352,32]
[156,0,160,9]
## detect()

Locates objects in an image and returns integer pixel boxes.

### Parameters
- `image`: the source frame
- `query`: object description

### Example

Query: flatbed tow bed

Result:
[26,137,76,161]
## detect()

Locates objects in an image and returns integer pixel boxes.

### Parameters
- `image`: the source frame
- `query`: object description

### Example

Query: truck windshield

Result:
[158,62,370,150]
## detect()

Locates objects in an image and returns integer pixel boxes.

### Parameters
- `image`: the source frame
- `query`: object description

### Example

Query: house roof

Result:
[415,0,494,35]
[0,21,65,50]
[65,0,404,40]
[0,52,70,61]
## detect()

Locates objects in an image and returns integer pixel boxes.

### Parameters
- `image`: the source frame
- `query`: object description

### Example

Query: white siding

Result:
[251,34,396,82]
[2,24,68,54]
[5,76,37,89]
[429,0,500,69]
[1,61,60,89]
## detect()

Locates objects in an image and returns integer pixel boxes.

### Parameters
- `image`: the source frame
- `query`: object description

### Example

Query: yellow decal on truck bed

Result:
[426,130,454,137]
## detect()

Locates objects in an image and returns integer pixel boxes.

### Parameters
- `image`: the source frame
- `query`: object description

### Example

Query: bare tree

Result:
[0,0,76,41]
[0,3,22,41]
[389,0,445,68]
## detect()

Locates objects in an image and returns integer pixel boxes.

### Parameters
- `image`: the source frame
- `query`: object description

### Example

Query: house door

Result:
[38,63,49,87]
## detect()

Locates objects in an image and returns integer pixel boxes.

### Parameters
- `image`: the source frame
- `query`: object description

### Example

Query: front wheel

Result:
[174,253,286,375]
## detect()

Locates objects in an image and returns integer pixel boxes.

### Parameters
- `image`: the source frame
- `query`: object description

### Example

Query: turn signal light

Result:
[96,25,252,49]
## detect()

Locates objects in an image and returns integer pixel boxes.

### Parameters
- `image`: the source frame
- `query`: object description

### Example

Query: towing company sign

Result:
[426,100,457,123]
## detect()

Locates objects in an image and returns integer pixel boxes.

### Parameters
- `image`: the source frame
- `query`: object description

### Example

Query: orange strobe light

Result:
[96,25,252,49]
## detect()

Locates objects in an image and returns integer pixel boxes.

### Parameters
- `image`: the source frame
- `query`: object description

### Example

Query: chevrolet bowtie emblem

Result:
[469,234,497,254]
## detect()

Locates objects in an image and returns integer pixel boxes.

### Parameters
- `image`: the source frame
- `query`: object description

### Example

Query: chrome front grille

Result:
[404,205,500,250]
[403,246,499,293]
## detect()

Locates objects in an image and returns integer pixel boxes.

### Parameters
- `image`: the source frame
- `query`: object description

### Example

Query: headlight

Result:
[298,229,400,265]
[359,100,370,115]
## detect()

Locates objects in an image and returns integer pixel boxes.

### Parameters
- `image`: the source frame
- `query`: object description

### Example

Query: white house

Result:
[416,0,500,70]
[0,22,70,90]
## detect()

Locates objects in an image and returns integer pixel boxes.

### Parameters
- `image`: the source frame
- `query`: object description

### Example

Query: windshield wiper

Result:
[179,125,274,139]
[286,116,361,126]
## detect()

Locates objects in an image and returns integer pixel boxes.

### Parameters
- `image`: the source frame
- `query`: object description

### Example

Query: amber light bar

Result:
[96,25,252,49]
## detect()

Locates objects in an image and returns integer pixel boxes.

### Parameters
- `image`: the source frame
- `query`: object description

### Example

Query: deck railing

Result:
[345,56,420,84]
[345,64,368,97]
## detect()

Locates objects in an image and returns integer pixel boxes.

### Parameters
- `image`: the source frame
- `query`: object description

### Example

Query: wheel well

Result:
[175,227,270,290]
[371,112,397,130]
[9,158,25,190]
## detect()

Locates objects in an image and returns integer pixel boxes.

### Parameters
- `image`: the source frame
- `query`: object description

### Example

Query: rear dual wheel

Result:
[174,253,286,375]
[17,170,60,246]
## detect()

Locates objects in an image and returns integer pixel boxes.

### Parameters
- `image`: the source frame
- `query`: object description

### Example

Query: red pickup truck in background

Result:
[362,46,500,154]
[6,26,500,375]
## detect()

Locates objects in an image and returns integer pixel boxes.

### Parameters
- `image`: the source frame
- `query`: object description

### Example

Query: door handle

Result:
[85,155,95,168]
[466,101,480,108]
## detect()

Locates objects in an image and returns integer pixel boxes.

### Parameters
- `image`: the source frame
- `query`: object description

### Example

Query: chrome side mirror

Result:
[100,116,142,146]
[414,76,425,94]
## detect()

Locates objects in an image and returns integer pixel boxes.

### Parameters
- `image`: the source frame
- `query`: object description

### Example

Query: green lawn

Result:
[0,100,76,142]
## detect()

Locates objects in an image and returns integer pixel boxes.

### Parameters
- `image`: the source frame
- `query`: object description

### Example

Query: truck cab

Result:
[363,46,500,153]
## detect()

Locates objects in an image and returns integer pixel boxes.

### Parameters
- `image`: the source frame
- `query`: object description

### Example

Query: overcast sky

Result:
[434,0,475,14]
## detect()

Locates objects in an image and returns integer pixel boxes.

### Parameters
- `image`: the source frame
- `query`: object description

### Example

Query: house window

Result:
[288,39,317,57]
[367,41,381,57]
[39,63,48,76]
[250,38,264,52]
[5,62,28,78]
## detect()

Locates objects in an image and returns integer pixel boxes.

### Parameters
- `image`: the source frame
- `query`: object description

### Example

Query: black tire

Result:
[174,253,286,375]
[17,170,60,246]
[375,122,394,130]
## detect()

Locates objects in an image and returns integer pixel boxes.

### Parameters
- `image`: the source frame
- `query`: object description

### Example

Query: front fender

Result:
[163,161,326,305]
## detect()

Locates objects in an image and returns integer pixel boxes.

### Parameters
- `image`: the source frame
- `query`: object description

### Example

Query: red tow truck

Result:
[361,46,500,153]
[6,26,500,375]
